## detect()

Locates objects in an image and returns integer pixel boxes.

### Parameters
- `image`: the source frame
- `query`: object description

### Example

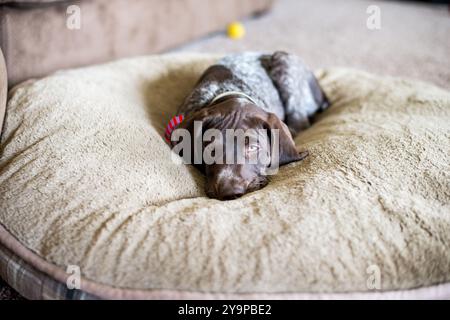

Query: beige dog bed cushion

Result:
[0,54,449,299]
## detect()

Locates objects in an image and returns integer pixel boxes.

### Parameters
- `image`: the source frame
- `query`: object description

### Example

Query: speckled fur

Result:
[178,51,329,135]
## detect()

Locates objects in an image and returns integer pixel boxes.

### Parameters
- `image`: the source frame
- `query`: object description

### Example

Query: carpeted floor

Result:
[1,0,448,300]
[0,279,24,300]
[176,0,450,90]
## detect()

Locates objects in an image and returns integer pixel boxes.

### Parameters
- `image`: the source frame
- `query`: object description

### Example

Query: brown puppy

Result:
[168,52,328,200]
[176,98,309,199]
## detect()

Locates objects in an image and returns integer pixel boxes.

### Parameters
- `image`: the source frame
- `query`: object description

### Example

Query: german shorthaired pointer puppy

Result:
[166,51,329,200]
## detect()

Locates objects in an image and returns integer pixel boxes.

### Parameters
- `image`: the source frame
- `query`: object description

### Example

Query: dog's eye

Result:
[247,144,260,152]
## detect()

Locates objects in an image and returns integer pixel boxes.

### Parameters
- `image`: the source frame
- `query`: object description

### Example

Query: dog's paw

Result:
[297,150,309,161]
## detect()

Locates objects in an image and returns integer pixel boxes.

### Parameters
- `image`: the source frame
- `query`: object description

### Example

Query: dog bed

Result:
[0,54,449,299]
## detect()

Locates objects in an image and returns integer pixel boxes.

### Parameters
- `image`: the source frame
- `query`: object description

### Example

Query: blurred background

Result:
[1,0,449,89]
[176,0,450,89]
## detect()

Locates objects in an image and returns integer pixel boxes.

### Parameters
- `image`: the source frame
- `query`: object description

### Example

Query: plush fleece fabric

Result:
[0,54,449,294]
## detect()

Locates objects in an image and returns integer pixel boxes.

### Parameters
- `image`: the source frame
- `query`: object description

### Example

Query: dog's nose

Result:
[217,182,246,200]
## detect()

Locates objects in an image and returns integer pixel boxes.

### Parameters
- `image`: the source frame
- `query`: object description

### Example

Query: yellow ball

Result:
[227,22,245,39]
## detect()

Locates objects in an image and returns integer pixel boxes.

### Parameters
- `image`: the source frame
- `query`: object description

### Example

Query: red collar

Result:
[164,114,184,143]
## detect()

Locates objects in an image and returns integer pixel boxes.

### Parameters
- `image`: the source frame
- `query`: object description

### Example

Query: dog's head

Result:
[172,98,308,200]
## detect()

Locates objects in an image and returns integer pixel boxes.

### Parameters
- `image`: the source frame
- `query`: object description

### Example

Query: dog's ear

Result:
[178,108,223,139]
[172,108,223,170]
[264,112,309,166]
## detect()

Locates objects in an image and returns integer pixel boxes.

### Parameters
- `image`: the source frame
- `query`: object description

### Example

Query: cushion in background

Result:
[0,54,449,298]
